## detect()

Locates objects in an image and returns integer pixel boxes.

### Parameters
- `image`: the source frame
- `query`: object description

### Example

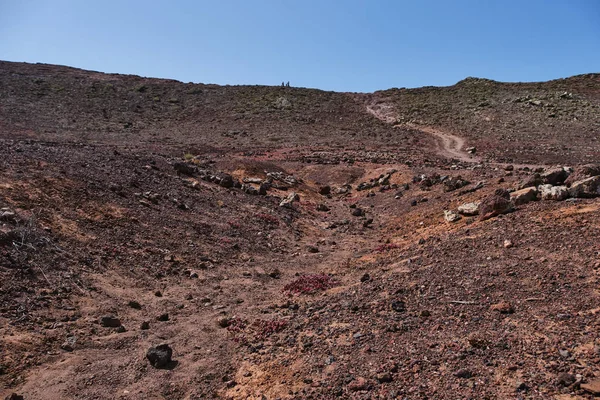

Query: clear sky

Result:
[1,0,599,92]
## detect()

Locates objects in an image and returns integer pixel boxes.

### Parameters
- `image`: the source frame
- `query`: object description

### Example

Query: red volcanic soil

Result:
[1,61,600,399]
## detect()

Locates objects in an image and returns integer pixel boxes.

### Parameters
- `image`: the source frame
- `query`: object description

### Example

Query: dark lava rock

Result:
[306,245,319,253]
[556,372,576,387]
[351,208,364,217]
[157,313,169,321]
[376,372,393,383]
[146,343,173,368]
[360,273,371,283]
[5,394,24,400]
[140,321,150,330]
[100,315,121,328]
[316,203,330,212]
[128,300,142,309]
[454,369,473,379]
[318,185,331,195]
[542,167,569,185]
[391,300,406,312]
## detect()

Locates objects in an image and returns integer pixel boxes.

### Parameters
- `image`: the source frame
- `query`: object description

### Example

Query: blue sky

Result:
[1,0,599,92]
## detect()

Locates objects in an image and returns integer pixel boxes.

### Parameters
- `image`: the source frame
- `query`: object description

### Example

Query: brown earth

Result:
[1,61,600,399]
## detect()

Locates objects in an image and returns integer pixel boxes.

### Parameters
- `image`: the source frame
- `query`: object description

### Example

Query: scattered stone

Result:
[360,273,371,283]
[519,173,543,189]
[503,239,514,248]
[100,315,121,328]
[391,300,406,312]
[363,218,373,227]
[116,325,127,333]
[316,203,330,212]
[568,176,600,198]
[4,394,24,400]
[581,379,600,395]
[443,176,470,192]
[218,317,231,328]
[140,321,150,330]
[465,146,476,154]
[128,300,142,309]
[268,269,281,279]
[559,349,571,358]
[479,189,514,221]
[515,381,529,392]
[279,192,299,208]
[454,369,472,379]
[457,202,480,216]
[539,184,569,201]
[61,336,77,352]
[306,245,319,253]
[351,208,364,217]
[348,377,369,391]
[258,184,268,195]
[444,210,461,223]
[173,162,196,176]
[376,372,392,383]
[504,165,514,171]
[146,344,173,368]
[542,167,570,185]
[510,186,538,205]
[0,210,17,222]
[157,313,169,321]
[490,302,514,314]
[318,185,331,195]
[154,290,163,297]
[556,372,576,387]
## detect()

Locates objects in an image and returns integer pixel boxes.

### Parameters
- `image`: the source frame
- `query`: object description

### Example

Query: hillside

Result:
[1,61,600,400]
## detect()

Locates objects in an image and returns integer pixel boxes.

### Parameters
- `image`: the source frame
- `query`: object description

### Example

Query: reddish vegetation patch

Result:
[283,274,338,295]
[374,243,401,253]
[226,318,288,343]
[255,213,279,225]
[253,318,288,340]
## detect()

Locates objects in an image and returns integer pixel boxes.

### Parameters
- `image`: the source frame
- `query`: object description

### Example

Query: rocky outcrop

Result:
[444,210,461,222]
[479,189,513,221]
[565,164,600,185]
[568,176,600,198]
[539,184,569,201]
[457,202,480,216]
[510,187,538,205]
[542,167,570,185]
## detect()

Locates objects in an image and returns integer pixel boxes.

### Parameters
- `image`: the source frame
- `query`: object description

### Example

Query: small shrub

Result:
[283,274,338,295]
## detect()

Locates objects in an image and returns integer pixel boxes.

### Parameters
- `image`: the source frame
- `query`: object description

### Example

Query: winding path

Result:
[366,103,478,163]
[366,101,547,169]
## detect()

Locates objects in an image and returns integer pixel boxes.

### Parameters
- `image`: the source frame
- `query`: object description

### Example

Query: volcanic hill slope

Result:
[1,61,600,399]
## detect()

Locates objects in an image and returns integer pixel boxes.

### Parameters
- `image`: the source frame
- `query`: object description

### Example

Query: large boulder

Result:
[542,167,570,185]
[457,202,480,216]
[565,164,600,186]
[568,176,600,198]
[539,184,569,201]
[479,189,514,221]
[518,173,543,190]
[510,187,538,205]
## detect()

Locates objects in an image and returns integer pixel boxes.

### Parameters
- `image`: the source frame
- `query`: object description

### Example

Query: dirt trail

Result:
[366,103,478,163]
[366,101,548,169]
